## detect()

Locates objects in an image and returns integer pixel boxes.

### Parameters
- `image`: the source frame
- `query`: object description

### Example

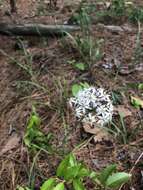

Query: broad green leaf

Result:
[16,187,25,190]
[73,179,85,190]
[64,165,80,180]
[53,182,65,190]
[130,96,143,109]
[138,83,143,90]
[40,178,56,190]
[74,63,86,71]
[89,171,98,179]
[77,167,90,178]
[99,164,116,185]
[57,153,77,178]
[106,172,131,188]
[56,154,70,177]
[27,114,41,129]
[69,153,77,167]
[72,84,82,96]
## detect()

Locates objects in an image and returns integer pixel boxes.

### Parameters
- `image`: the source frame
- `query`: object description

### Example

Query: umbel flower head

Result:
[69,87,113,127]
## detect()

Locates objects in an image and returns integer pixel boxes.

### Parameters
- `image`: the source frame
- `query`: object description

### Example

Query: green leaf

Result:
[57,153,77,178]
[67,60,76,65]
[138,83,143,90]
[72,84,82,96]
[56,154,70,177]
[106,172,131,188]
[16,186,31,190]
[73,179,85,190]
[74,63,86,71]
[24,114,41,147]
[64,165,80,180]
[16,187,25,190]
[69,153,77,167]
[80,82,90,89]
[53,182,65,190]
[24,112,52,151]
[71,82,90,97]
[40,178,56,190]
[27,114,41,129]
[99,164,116,185]
[89,171,98,179]
[77,167,90,178]
[130,96,143,109]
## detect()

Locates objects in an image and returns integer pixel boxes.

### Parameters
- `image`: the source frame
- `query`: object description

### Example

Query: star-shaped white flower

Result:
[69,87,113,127]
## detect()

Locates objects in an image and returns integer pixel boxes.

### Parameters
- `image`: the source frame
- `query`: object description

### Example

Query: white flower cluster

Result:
[69,87,113,127]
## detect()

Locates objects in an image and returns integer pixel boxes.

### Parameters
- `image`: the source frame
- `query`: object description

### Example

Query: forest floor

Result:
[0,0,143,190]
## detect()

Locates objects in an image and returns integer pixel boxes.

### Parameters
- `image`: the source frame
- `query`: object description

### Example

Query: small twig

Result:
[129,151,143,174]
[72,136,94,154]
[119,151,143,190]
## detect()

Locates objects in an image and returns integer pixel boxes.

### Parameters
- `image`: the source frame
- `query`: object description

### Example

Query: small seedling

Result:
[71,82,89,96]
[75,36,103,66]
[24,111,52,152]
[74,62,86,71]
[67,60,87,71]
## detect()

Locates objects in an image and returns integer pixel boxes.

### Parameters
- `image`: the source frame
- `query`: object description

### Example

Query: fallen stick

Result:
[0,23,80,36]
[97,23,133,33]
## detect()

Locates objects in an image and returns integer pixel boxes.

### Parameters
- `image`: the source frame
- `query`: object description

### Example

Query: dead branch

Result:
[0,23,80,36]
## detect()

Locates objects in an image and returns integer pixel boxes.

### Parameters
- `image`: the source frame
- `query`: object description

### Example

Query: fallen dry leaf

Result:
[114,105,132,117]
[0,133,21,156]
[83,124,112,143]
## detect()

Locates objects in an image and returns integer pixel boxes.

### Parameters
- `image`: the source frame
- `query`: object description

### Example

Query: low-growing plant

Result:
[50,76,69,116]
[75,36,103,65]
[0,40,48,94]
[65,2,103,69]
[66,33,103,68]
[111,90,123,105]
[67,60,87,71]
[110,112,129,145]
[95,0,126,22]
[17,153,131,190]
[69,1,95,30]
[94,0,143,24]
[132,22,143,65]
[110,0,126,17]
[24,110,53,153]
[128,7,143,23]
